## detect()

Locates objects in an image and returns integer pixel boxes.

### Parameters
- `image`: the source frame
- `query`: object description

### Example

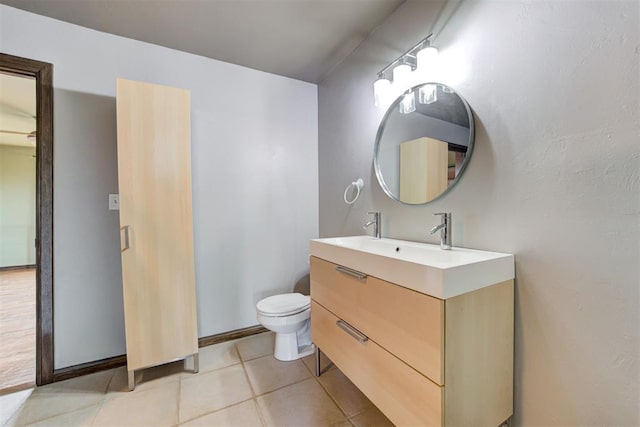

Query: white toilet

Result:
[256,293,314,361]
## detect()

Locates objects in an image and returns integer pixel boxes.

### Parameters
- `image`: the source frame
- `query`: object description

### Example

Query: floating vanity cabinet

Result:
[116,78,198,390]
[310,244,514,427]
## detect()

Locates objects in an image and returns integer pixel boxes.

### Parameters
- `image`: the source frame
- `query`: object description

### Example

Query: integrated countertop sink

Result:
[310,236,514,299]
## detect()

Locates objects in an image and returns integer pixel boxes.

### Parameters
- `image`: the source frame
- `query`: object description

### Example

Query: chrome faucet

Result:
[363,211,381,239]
[429,212,452,250]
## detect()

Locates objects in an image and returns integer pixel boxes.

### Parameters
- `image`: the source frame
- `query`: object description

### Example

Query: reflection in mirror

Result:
[374,83,474,205]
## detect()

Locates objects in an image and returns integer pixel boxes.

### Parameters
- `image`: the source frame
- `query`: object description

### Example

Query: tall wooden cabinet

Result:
[399,137,449,204]
[116,79,198,390]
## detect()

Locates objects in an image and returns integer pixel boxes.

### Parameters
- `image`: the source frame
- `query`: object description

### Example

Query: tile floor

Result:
[0,332,393,427]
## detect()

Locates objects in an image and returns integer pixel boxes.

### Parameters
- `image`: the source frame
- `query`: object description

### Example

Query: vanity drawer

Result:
[310,256,444,385]
[312,301,442,426]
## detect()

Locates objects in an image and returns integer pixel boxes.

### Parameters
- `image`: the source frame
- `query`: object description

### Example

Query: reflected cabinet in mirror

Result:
[374,83,475,205]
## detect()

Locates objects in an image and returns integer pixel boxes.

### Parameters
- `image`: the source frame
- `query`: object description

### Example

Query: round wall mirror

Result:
[374,82,475,205]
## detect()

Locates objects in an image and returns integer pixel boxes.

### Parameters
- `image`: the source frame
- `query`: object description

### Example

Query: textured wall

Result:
[318,0,639,424]
[1,5,318,369]
[0,145,36,267]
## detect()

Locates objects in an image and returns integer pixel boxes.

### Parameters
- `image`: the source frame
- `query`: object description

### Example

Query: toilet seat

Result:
[257,293,310,317]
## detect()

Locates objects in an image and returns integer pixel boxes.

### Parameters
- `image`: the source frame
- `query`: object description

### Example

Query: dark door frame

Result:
[0,53,54,385]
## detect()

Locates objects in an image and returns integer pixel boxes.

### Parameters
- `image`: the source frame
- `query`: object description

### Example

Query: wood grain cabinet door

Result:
[116,78,198,371]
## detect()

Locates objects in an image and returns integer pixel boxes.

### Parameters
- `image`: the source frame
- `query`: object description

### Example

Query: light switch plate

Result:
[109,194,119,210]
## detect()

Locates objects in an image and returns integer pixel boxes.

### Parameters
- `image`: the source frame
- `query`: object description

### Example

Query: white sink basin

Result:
[310,236,514,299]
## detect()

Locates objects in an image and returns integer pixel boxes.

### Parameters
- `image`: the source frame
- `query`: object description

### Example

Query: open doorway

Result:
[0,71,37,392]
[0,53,53,389]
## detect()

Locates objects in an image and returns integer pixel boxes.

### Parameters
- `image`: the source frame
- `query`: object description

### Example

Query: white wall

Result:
[0,5,318,369]
[0,145,36,267]
[318,0,638,425]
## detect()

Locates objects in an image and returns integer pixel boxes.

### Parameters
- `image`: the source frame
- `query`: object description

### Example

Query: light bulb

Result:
[392,63,412,94]
[399,90,416,114]
[419,83,437,105]
[373,77,391,108]
[417,45,438,68]
[416,45,439,82]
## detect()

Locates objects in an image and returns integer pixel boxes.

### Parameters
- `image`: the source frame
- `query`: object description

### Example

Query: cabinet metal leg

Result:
[184,353,199,373]
[192,353,199,373]
[315,347,321,377]
[127,370,135,391]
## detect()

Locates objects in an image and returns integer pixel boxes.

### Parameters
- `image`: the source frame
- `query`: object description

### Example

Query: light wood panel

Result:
[312,301,443,426]
[399,137,448,204]
[444,280,514,426]
[0,268,35,392]
[116,78,198,372]
[310,256,444,384]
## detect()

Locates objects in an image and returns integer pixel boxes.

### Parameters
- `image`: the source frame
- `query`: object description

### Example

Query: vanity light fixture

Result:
[373,34,439,112]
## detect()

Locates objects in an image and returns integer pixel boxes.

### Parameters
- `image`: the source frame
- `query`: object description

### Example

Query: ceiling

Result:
[0,72,36,148]
[0,0,405,83]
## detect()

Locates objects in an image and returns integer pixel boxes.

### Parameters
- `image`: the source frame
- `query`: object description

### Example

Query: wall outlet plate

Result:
[109,194,119,210]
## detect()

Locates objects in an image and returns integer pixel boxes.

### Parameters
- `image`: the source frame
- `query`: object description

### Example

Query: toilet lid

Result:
[257,293,311,316]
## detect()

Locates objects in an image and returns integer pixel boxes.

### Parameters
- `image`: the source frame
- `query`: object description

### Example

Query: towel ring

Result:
[343,179,364,205]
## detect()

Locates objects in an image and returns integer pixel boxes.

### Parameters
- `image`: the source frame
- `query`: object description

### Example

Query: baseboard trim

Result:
[50,324,268,383]
[0,264,36,272]
[0,381,35,396]
[198,325,268,348]
[52,354,127,383]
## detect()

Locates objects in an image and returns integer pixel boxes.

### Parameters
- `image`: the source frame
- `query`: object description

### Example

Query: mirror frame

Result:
[373,82,475,205]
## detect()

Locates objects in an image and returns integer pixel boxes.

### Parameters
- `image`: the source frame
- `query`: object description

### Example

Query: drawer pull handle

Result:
[336,320,368,344]
[335,266,367,281]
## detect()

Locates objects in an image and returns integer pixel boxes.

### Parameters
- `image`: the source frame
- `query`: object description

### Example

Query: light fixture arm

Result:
[376,34,433,78]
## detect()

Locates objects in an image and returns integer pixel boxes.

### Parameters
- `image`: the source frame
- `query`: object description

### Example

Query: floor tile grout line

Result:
[310,359,376,423]
[236,345,258,399]
[88,368,116,426]
[236,343,269,427]
[346,404,375,420]
[252,374,317,399]
[252,398,267,427]
[87,400,102,427]
[176,373,182,426]
[236,332,275,363]
[243,354,315,396]
[312,371,351,421]
[235,343,271,427]
[176,397,256,427]
[15,400,101,427]
[238,353,273,363]
[11,369,114,427]
[179,338,249,379]
[179,359,243,380]
[177,344,262,426]
[102,368,116,394]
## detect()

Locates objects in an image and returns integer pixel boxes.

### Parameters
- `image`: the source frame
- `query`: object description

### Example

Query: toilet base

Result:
[274,332,315,361]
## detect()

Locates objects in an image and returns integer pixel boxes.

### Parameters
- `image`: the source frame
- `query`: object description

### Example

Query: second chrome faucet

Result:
[429,212,452,250]
[363,211,381,239]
